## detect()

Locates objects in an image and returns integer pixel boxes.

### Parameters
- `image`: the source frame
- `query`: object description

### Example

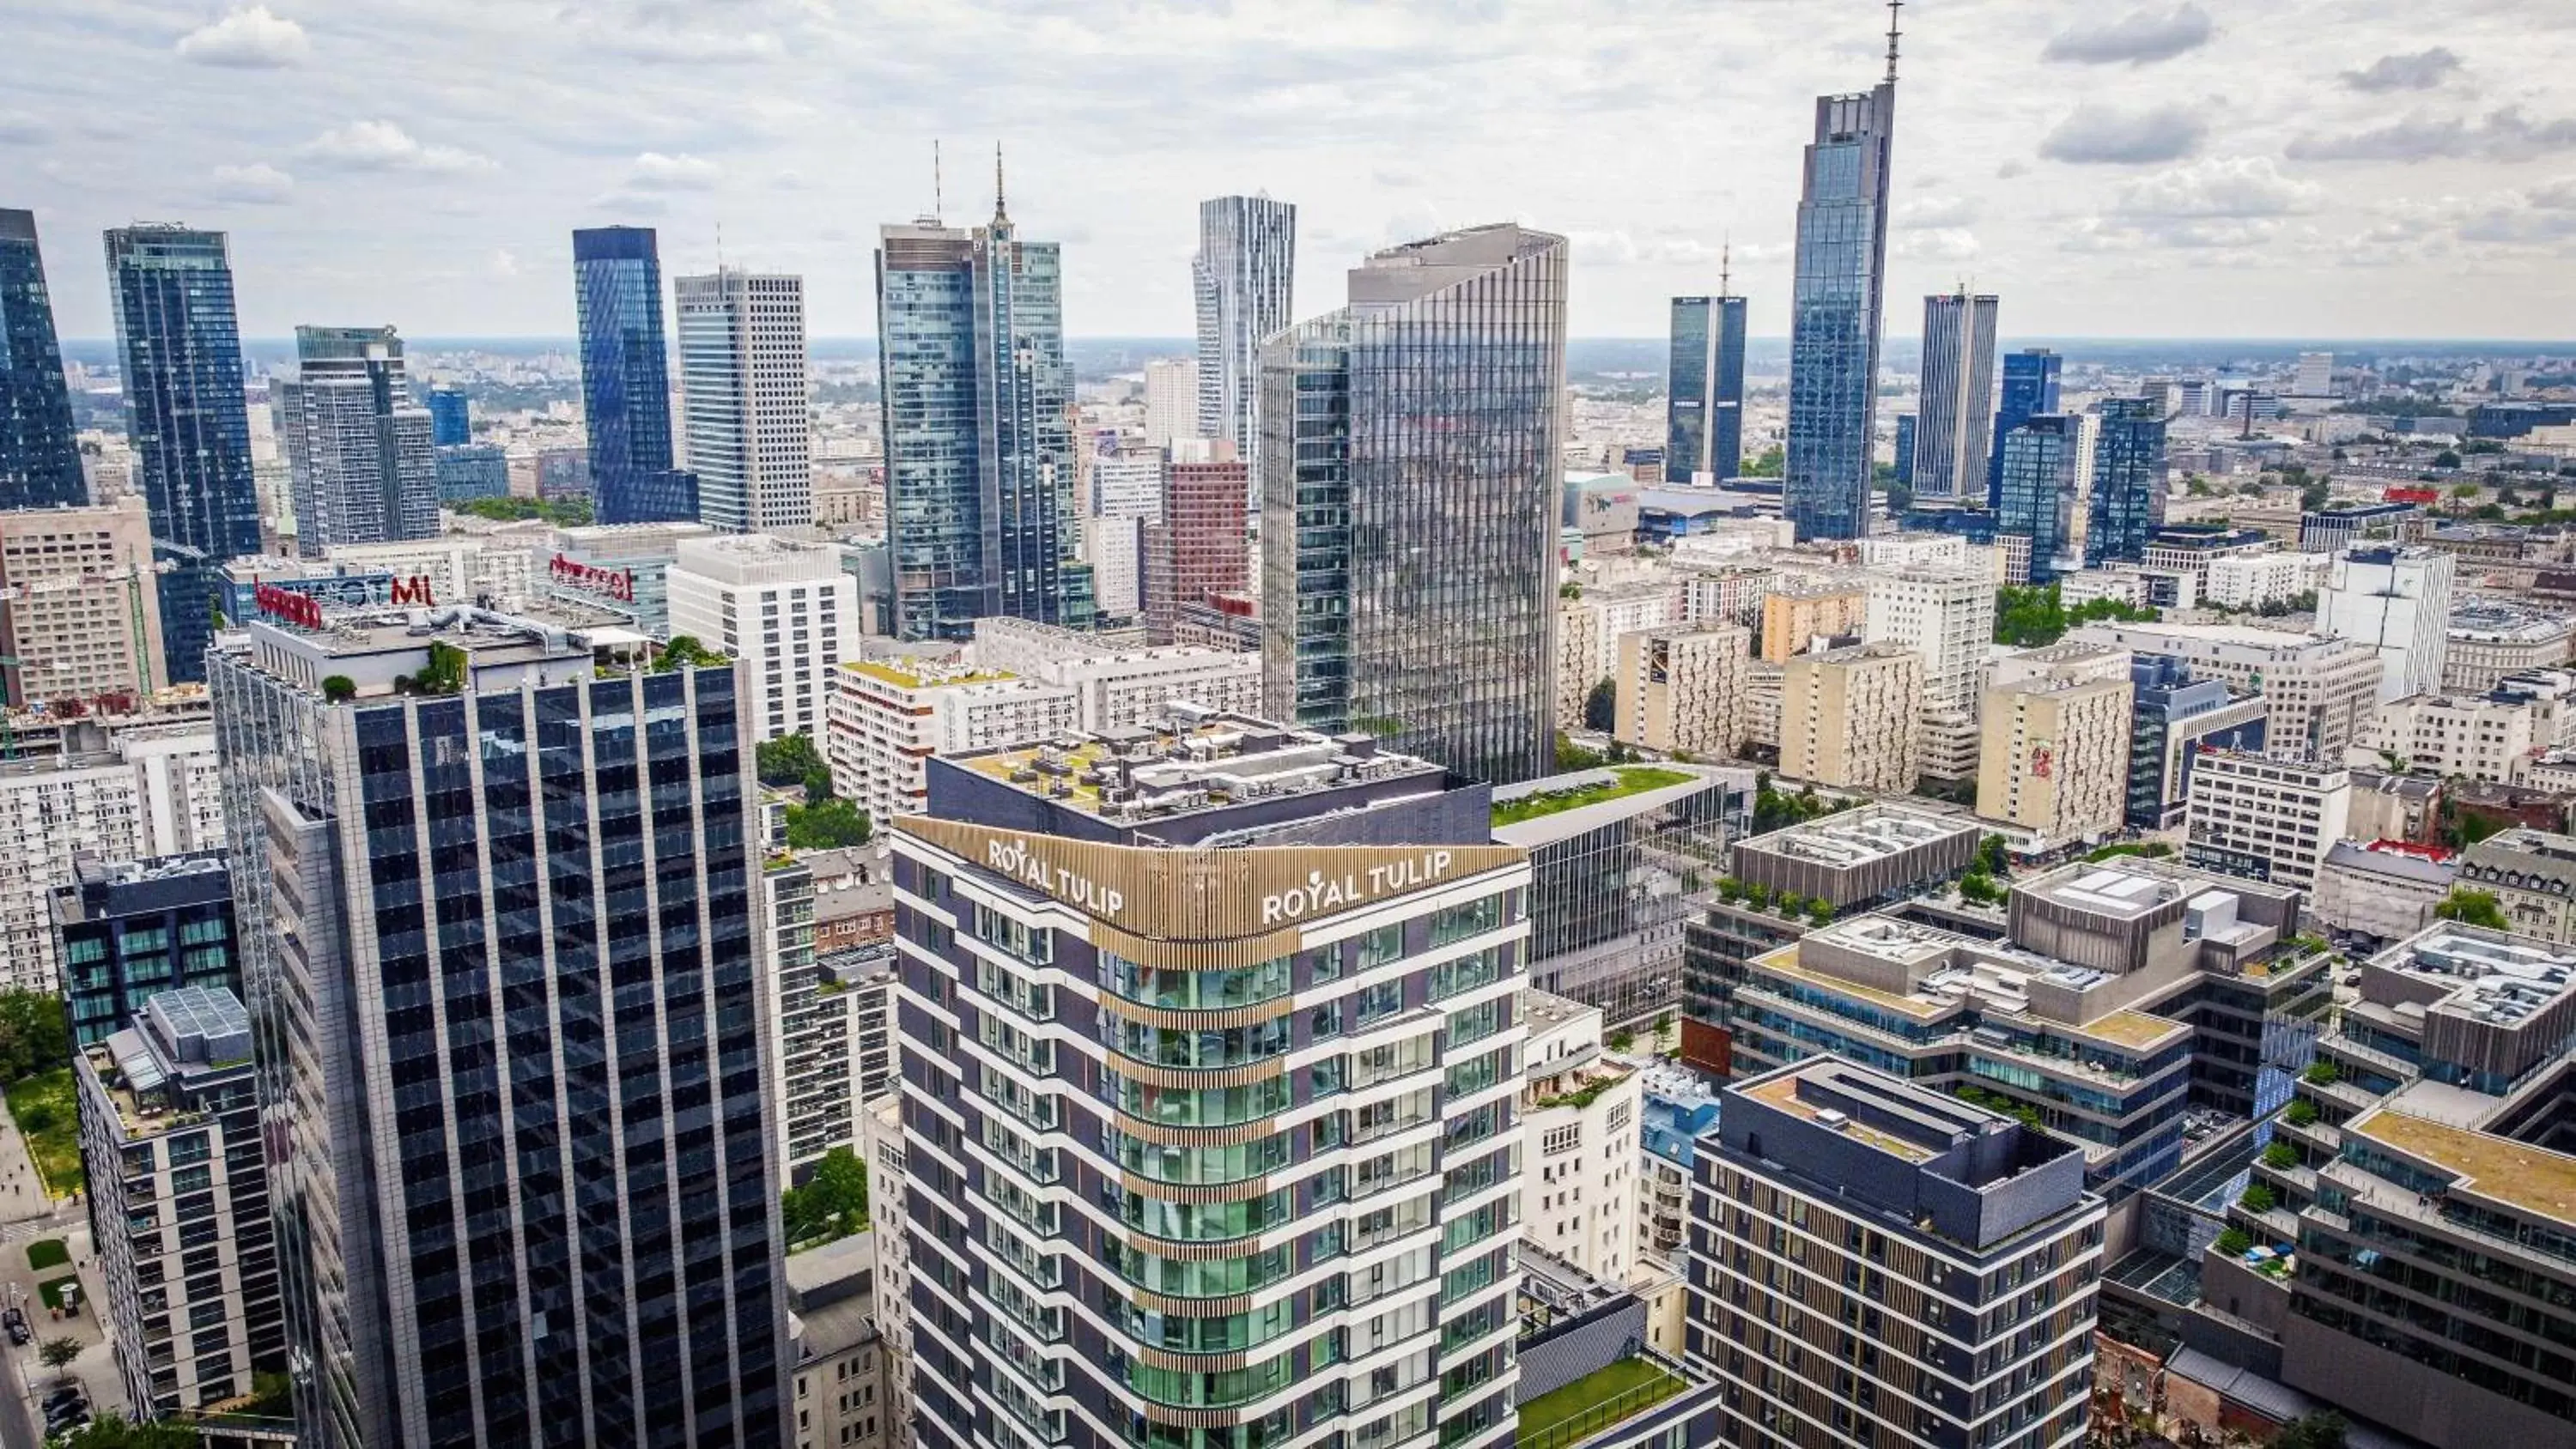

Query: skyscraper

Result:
[1668,291,1748,484]
[1260,222,1566,786]
[276,324,439,555]
[1191,193,1296,471]
[105,224,264,685]
[1912,288,1999,501]
[1140,355,1197,449]
[878,171,1094,640]
[677,267,810,533]
[1996,414,2081,581]
[423,386,471,447]
[574,226,694,524]
[0,209,84,509]
[1988,347,2063,505]
[1783,24,1899,541]
[2085,396,2169,567]
[210,609,786,1448]
[1893,413,1917,493]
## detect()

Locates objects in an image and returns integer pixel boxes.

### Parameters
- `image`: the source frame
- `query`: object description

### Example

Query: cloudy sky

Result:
[10,0,2576,342]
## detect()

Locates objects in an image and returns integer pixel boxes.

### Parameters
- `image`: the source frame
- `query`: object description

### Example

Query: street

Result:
[0,1088,118,1448]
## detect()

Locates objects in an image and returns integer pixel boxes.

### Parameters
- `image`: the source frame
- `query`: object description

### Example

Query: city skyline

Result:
[9,2,2576,343]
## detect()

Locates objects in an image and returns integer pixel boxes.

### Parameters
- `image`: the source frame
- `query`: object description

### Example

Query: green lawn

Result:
[1494,767,1697,827]
[35,1275,81,1312]
[1516,1359,1686,1449]
[24,1239,68,1272]
[3,1069,86,1198]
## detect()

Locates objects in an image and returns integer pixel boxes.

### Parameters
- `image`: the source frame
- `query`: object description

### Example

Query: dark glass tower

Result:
[1996,414,2080,582]
[2087,396,2170,567]
[105,224,263,685]
[1987,347,2062,506]
[1893,413,1917,492]
[1912,289,1998,502]
[1668,293,1747,484]
[210,614,785,1449]
[1783,61,1897,540]
[424,387,471,446]
[574,226,691,524]
[51,850,238,1047]
[0,208,85,509]
[1261,223,1565,787]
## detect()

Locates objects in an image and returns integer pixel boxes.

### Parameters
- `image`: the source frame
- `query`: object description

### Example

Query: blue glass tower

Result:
[573,226,690,524]
[1668,292,1747,483]
[423,385,470,446]
[1783,48,1898,541]
[2087,396,2169,567]
[1987,348,2061,506]
[1996,415,2079,582]
[0,209,84,509]
[1893,413,1917,492]
[105,224,263,685]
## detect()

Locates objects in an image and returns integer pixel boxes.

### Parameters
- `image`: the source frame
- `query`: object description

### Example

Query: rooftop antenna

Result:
[1885,0,1904,84]
[1721,233,1733,297]
[715,221,725,271]
[993,142,1007,222]
[934,139,945,223]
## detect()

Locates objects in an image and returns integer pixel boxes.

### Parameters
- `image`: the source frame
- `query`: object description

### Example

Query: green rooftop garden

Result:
[1493,767,1695,828]
[1516,1358,1687,1449]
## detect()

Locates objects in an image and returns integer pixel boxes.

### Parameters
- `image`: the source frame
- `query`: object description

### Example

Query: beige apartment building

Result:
[1759,579,1867,663]
[0,500,164,709]
[1977,673,2136,845]
[1777,643,1921,792]
[1615,624,1752,758]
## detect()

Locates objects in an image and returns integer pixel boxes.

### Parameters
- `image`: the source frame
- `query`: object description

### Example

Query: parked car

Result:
[44,1405,88,1434]
[41,1385,84,1412]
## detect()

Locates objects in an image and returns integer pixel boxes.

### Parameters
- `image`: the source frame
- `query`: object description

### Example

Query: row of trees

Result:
[756,733,873,849]
[1993,584,2158,648]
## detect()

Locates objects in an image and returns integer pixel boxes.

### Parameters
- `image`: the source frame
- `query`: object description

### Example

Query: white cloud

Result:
[2112,156,2324,219]
[1897,196,1979,227]
[299,120,495,175]
[176,6,312,68]
[625,152,720,191]
[2039,103,2208,165]
[2287,107,2576,163]
[2342,48,2464,93]
[489,248,521,276]
[1895,227,1982,262]
[2041,5,2215,66]
[210,162,295,204]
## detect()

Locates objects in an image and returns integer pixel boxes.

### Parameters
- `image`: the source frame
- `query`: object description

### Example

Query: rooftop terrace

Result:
[2367,925,2576,1032]
[2353,1106,2576,1225]
[1490,766,1697,828]
[1735,803,1976,868]
[952,707,1443,822]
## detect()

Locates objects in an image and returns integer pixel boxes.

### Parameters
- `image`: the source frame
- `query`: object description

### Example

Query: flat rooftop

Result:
[1742,1070,1936,1162]
[951,708,1443,822]
[1734,803,1978,869]
[2368,925,2576,1031]
[841,658,1015,691]
[2352,1105,2576,1224]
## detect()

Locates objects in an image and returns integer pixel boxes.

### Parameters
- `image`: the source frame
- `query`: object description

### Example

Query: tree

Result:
[2434,449,2463,470]
[2435,888,2509,930]
[2448,482,2481,500]
[2215,1227,2253,1258]
[39,1335,82,1376]
[2272,1412,2349,1449]
[656,635,728,673]
[0,991,71,1082]
[2263,1142,2298,1169]
[2285,1099,2319,1127]
[1554,733,1607,771]
[2299,478,2331,512]
[1975,834,2012,878]
[1607,1028,1637,1052]
[320,674,357,703]
[2240,1183,2277,1214]
[757,732,834,798]
[1807,900,1833,927]
[2304,1061,2339,1086]
[781,1146,871,1245]
[785,798,872,851]
[1741,446,1784,478]
[1959,870,2002,906]
[1583,678,1617,733]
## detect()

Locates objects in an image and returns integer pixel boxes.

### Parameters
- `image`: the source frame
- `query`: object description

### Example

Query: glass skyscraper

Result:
[210,611,784,1449]
[1192,194,1296,482]
[0,209,84,510]
[1260,223,1565,787]
[1667,294,1747,484]
[424,386,471,447]
[1988,347,2062,506]
[574,227,693,524]
[878,183,1094,641]
[105,224,264,685]
[2087,396,2170,567]
[1783,78,1897,541]
[1996,414,2080,582]
[1912,289,1998,501]
[276,324,440,555]
[676,269,809,534]
[1893,413,1917,492]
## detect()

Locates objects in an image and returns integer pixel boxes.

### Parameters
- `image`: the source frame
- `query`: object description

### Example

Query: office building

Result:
[2068,621,2384,763]
[1892,413,1917,492]
[1140,356,1197,448]
[968,615,1263,731]
[1615,624,1753,758]
[2143,526,2273,588]
[50,851,234,1047]
[667,534,859,743]
[423,386,470,447]
[2273,925,2576,1448]
[1686,1059,2105,1449]
[2126,656,2268,830]
[277,324,440,555]
[677,267,811,533]
[2454,828,2576,943]
[1989,348,2063,504]
[536,445,591,503]
[209,606,787,1447]
[2202,549,2328,612]
[878,187,1092,640]
[434,443,509,505]
[1912,289,1998,501]
[2291,349,2334,398]
[1758,579,1866,664]
[1779,644,1921,793]
[0,209,83,508]
[2445,603,2574,694]
[574,226,694,524]
[1996,415,2081,582]
[821,658,1074,823]
[2184,751,2352,890]
[75,986,283,1416]
[1978,670,2135,846]
[2317,545,2456,703]
[1192,193,1297,470]
[1086,449,1163,521]
[1668,293,1748,484]
[1142,453,1249,644]
[1783,52,1899,542]
[2355,691,2543,784]
[887,712,1532,1449]
[2085,397,2168,567]
[0,498,164,708]
[538,520,714,638]
[1260,223,1564,785]
[1866,564,1996,780]
[1522,991,1644,1280]
[0,726,222,991]
[106,225,264,686]
[2311,840,2454,947]
[2299,501,2415,556]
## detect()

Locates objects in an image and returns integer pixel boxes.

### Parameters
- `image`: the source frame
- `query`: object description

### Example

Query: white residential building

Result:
[1519,991,1642,1282]
[969,616,1263,731]
[2184,751,2352,891]
[2352,692,2542,784]
[676,267,811,533]
[0,725,222,990]
[1856,532,1971,569]
[1088,452,1164,522]
[2067,621,2383,762]
[1141,356,1200,449]
[823,660,1076,822]
[2203,550,2329,610]
[666,534,859,743]
[1079,513,1145,618]
[2316,545,2456,703]
[2445,603,2575,694]
[1865,565,1994,780]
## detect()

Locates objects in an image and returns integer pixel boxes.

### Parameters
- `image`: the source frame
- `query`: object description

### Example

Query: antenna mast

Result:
[993,142,1007,221]
[933,139,944,223]
[1885,0,1904,83]
[1721,234,1732,297]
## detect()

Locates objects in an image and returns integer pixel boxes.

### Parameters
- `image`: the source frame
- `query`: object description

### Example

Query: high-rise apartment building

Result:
[1996,415,2081,582]
[1988,348,2063,505]
[0,725,222,991]
[2317,544,2455,703]
[105,224,264,686]
[1668,293,1748,484]
[1522,991,1644,1280]
[2085,397,2168,567]
[878,190,1093,639]
[666,534,859,743]
[822,658,1075,823]
[277,325,440,555]
[1759,579,1867,664]
[1142,452,1249,644]
[1260,223,1565,785]
[2126,655,2268,830]
[1080,512,1144,617]
[1140,356,1197,449]
[2184,750,2352,890]
[677,267,811,533]
[887,713,1532,1449]
[210,608,787,1447]
[1865,564,1996,780]
[50,850,235,1046]
[1783,58,1898,541]
[1912,289,1999,501]
[1978,670,2135,845]
[0,498,165,708]
[1778,643,1921,793]
[0,209,84,509]
[1686,1059,2105,1449]
[1193,193,1297,474]
[2292,349,2334,398]
[574,226,695,524]
[1616,624,1753,757]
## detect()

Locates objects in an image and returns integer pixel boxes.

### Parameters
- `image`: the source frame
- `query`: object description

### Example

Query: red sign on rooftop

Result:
[550,554,636,603]
[253,583,324,630]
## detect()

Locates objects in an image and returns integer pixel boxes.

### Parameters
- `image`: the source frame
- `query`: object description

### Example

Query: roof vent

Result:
[1814,1109,1850,1131]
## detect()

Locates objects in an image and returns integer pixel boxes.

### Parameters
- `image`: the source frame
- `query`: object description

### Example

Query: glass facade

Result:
[1666,294,1747,484]
[105,225,264,685]
[53,852,237,1047]
[1996,415,2080,583]
[1987,348,2062,506]
[278,324,440,555]
[1259,224,1565,787]
[1893,413,1916,490]
[424,387,470,447]
[1193,195,1297,495]
[1784,83,1896,541]
[0,209,84,509]
[1912,291,1997,501]
[2087,396,2169,567]
[573,227,689,524]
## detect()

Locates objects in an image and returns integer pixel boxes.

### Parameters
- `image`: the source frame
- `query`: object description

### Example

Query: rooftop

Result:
[2366,925,2576,1032]
[1734,803,1978,870]
[1490,766,1699,830]
[1743,1070,1937,1162]
[2353,1105,2576,1224]
[951,707,1443,823]
[840,658,1015,691]
[2448,601,2573,644]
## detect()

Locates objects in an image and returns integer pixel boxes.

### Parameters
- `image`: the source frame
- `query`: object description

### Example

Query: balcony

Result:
[1514,1354,1692,1449]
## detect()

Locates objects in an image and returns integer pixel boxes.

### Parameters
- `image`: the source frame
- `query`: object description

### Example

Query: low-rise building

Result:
[2128,656,2269,830]
[822,659,1076,823]
[1521,991,1644,1282]
[787,1235,891,1449]
[2454,827,2576,943]
[2311,839,2454,947]
[2202,549,2329,611]
[1778,644,1920,793]
[1613,623,1752,758]
[2346,767,2443,845]
[2184,751,2353,891]
[2443,601,2573,694]
[969,616,1262,732]
[2351,690,2543,783]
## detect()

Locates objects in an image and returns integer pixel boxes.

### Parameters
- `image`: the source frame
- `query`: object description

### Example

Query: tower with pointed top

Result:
[1668,240,1749,483]
[1783,3,1902,540]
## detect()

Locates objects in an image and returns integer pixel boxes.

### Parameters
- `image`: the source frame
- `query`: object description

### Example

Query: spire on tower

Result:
[993,142,1007,222]
[1721,233,1733,297]
[933,139,945,224]
[1886,0,1904,83]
